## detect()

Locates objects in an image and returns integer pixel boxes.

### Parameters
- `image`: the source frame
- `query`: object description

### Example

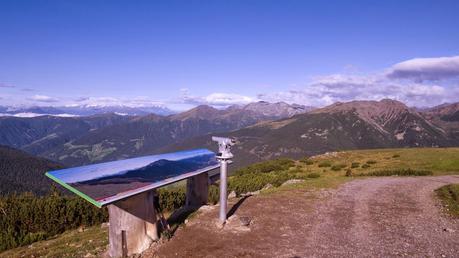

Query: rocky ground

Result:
[143,175,459,258]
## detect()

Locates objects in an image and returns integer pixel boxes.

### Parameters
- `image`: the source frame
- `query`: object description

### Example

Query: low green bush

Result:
[301,158,314,165]
[318,161,332,167]
[392,154,400,158]
[234,158,295,175]
[435,184,459,217]
[207,185,220,205]
[0,192,108,252]
[307,173,321,178]
[345,169,353,177]
[361,164,371,169]
[362,168,432,177]
[158,187,186,211]
[331,164,346,171]
[351,162,360,168]
[366,160,377,164]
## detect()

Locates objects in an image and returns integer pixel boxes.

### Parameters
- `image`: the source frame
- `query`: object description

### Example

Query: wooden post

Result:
[186,172,209,208]
[108,190,159,257]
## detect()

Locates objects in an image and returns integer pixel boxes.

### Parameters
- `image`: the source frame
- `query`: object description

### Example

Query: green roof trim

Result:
[45,172,102,208]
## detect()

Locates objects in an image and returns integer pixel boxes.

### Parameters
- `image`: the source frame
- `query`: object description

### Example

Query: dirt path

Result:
[145,176,459,257]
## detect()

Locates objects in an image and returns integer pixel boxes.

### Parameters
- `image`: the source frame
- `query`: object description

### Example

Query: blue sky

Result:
[0,0,458,109]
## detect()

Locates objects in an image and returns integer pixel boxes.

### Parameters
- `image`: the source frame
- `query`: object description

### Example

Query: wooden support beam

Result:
[108,190,159,257]
[186,172,209,208]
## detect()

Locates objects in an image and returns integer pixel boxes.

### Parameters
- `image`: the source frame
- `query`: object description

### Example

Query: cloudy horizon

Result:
[2,55,458,110]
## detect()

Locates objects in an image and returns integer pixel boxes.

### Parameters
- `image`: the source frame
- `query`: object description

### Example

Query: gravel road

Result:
[149,175,459,258]
[297,176,459,258]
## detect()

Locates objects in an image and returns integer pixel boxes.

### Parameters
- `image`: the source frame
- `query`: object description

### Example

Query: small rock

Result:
[249,190,260,196]
[443,228,455,233]
[281,179,305,186]
[262,183,273,190]
[184,219,189,224]
[242,190,259,196]
[78,226,85,232]
[228,191,237,199]
[215,219,225,229]
[239,216,251,226]
[100,222,109,228]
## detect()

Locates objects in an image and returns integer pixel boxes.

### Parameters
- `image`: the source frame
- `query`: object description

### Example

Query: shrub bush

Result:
[318,161,332,167]
[158,187,186,211]
[392,154,400,158]
[362,169,433,177]
[361,164,371,169]
[307,173,321,178]
[331,164,346,171]
[301,158,314,165]
[351,162,360,168]
[234,158,295,175]
[435,184,459,217]
[0,192,108,252]
[345,169,353,177]
[366,160,377,164]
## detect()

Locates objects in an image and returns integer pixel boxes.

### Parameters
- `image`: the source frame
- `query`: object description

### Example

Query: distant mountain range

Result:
[0,99,458,170]
[160,99,459,168]
[0,101,311,166]
[0,104,175,117]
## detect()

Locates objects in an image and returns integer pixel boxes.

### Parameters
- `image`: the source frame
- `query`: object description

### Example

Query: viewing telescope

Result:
[212,136,235,224]
[212,136,236,160]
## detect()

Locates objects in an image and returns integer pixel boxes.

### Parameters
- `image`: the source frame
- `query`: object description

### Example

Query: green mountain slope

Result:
[0,145,63,195]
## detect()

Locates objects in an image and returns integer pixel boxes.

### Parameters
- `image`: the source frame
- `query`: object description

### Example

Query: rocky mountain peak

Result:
[170,105,221,120]
[313,99,413,122]
[242,101,312,118]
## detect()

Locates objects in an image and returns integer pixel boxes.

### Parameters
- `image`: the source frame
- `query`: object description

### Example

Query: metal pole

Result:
[219,160,228,224]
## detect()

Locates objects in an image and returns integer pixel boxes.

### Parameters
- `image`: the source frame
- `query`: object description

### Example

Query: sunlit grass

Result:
[436,184,459,218]
[307,148,459,176]
[0,226,108,258]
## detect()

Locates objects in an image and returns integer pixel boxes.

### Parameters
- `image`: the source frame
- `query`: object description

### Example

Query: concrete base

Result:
[186,172,209,208]
[106,173,209,257]
[108,191,159,257]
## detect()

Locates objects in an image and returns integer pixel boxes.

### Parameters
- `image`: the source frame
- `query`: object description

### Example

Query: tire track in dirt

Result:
[294,176,459,257]
[147,175,459,258]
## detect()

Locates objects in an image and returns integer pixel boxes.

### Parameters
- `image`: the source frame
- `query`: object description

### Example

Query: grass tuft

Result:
[345,169,353,177]
[330,164,346,171]
[318,161,332,167]
[307,173,321,178]
[361,164,371,169]
[360,168,433,177]
[351,162,360,168]
[435,184,459,217]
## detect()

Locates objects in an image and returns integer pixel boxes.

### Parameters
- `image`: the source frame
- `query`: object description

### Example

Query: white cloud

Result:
[180,88,254,106]
[387,55,459,81]
[27,95,59,103]
[258,74,457,107]
[204,93,253,105]
[67,96,166,108]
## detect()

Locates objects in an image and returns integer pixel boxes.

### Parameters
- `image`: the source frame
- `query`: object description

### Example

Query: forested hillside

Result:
[0,145,63,195]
